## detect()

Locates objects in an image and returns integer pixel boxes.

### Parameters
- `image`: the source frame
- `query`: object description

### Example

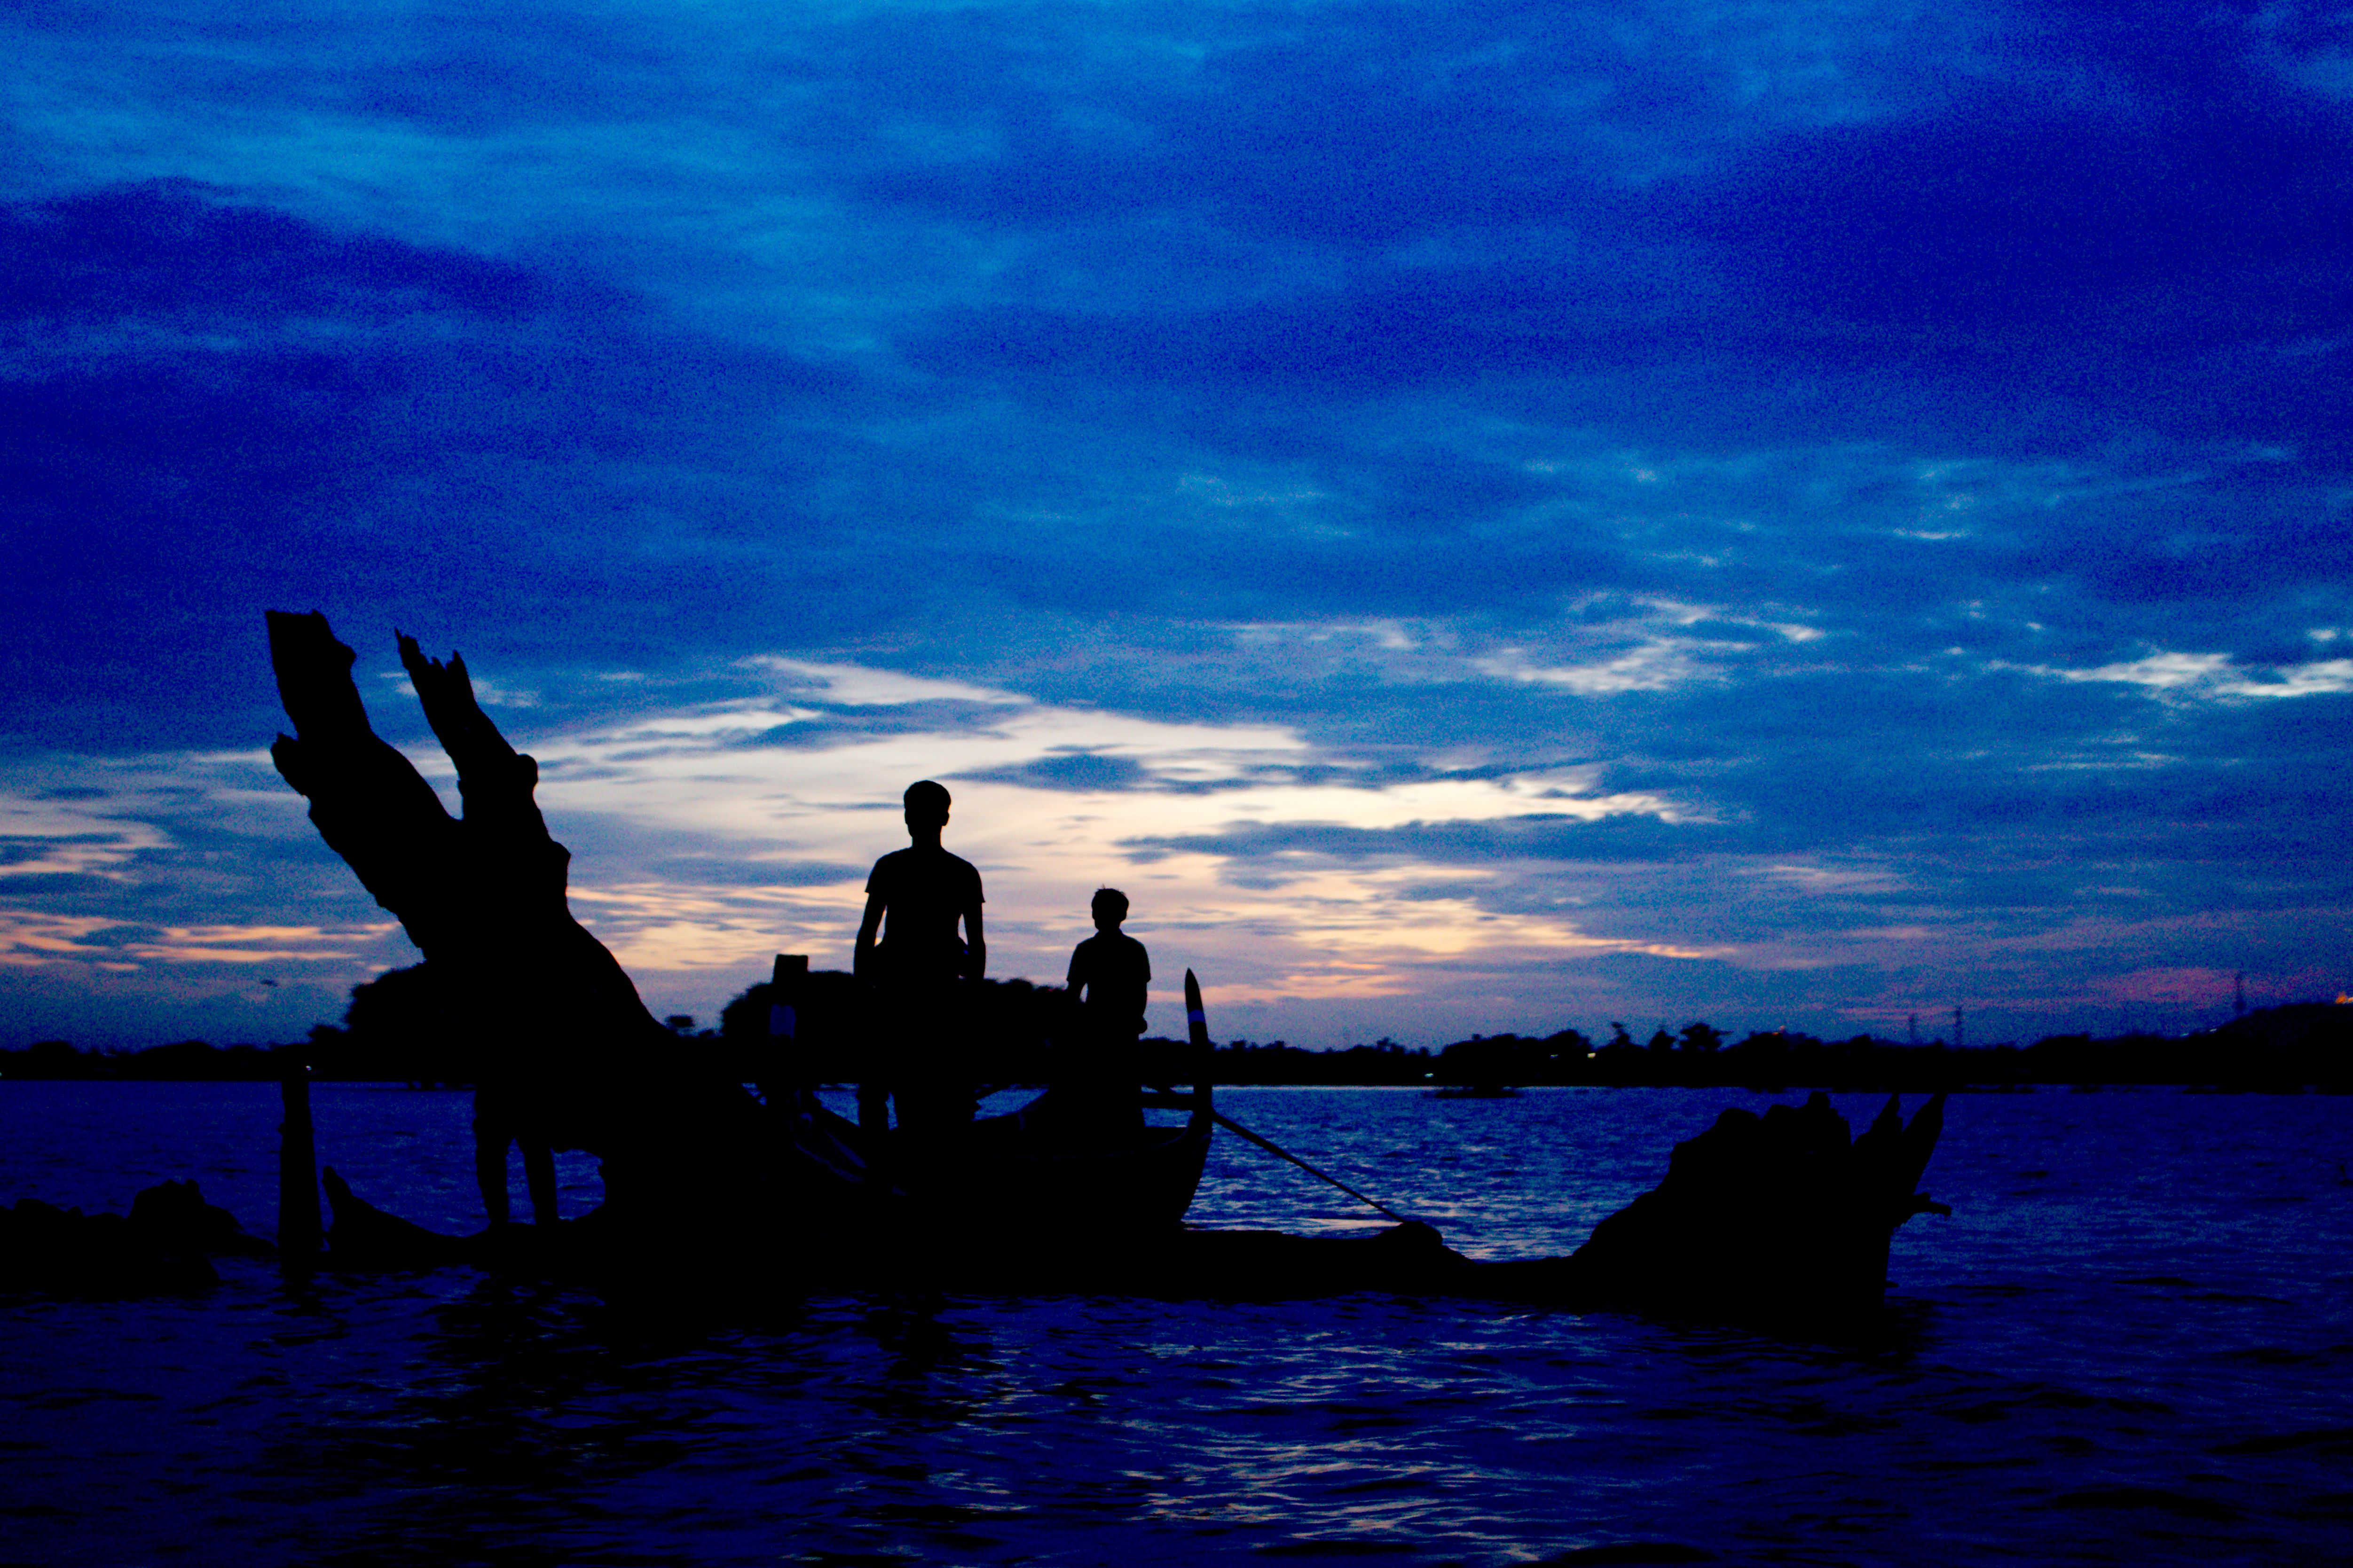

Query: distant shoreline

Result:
[4,998,2345,1093]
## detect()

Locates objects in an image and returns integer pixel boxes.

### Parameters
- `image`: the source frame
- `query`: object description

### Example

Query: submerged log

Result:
[0,1179,273,1296]
[1472,1090,1949,1322]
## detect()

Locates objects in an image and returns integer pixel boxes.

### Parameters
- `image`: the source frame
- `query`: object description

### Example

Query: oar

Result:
[1165,969,1422,1230]
[1206,1105,1421,1228]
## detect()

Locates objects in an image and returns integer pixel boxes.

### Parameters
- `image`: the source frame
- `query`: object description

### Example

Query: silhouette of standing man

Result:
[854,780,986,1138]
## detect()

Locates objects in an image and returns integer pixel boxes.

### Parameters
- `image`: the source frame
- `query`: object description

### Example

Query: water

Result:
[5,1084,2351,1565]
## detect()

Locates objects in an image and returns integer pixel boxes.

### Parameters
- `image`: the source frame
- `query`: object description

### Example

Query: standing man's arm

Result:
[854,893,885,982]
[962,904,986,981]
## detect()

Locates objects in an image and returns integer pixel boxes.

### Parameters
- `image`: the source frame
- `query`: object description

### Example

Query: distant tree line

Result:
[1394,1008,2351,1093]
[3,965,2346,1091]
[0,1038,298,1082]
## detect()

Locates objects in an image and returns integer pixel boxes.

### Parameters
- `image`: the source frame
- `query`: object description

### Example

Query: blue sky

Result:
[5,0,2349,1048]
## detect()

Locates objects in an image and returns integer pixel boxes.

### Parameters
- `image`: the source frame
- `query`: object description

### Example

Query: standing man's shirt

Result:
[865,847,984,984]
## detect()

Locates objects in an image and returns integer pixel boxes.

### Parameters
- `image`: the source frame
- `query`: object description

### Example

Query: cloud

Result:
[2037,651,2353,700]
[0,909,138,971]
[116,923,391,965]
[0,182,850,752]
[0,904,392,971]
[960,753,1151,792]
[744,659,1027,709]
[1476,639,1720,695]
[0,791,174,879]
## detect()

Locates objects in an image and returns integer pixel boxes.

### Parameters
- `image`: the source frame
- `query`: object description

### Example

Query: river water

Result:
[4,1083,2350,1565]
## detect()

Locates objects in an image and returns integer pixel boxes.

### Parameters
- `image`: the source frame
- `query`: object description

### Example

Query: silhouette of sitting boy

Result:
[854,779,986,1137]
[1057,888,1149,1139]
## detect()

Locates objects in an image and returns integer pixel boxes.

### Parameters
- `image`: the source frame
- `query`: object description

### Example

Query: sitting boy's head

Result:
[1091,887,1129,930]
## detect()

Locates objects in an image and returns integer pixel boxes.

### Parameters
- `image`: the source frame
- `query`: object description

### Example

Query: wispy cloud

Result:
[2037,652,2353,700]
[0,909,138,971]
[0,793,173,879]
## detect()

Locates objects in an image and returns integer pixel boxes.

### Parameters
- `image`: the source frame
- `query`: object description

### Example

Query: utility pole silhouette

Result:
[1908,1012,1918,1046]
[2235,971,2246,1017]
[1954,1005,1965,1051]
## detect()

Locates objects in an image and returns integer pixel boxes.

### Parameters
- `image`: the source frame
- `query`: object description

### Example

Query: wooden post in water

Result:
[759,954,809,1104]
[278,1065,322,1259]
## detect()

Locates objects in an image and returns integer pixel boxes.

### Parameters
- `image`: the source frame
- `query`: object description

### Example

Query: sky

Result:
[4,0,2350,1050]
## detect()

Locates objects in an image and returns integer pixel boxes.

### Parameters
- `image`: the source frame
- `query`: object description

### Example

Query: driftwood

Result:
[266,611,788,1240]
[1572,1090,1950,1312]
[266,610,658,1132]
[1472,1090,1949,1322]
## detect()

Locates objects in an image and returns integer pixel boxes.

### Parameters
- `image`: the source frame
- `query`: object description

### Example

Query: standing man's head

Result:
[904,780,951,845]
[1090,887,1130,933]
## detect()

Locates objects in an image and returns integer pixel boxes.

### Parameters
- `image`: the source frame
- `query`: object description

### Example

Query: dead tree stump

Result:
[266,612,787,1244]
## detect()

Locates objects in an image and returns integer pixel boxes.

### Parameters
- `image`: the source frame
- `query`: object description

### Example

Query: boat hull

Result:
[779,1085,1214,1241]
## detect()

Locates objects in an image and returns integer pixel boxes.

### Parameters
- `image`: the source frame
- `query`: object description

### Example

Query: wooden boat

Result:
[311,1071,1213,1283]
[770,971,1219,1242]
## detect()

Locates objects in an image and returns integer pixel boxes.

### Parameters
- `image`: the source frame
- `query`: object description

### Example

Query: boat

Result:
[769,970,1218,1241]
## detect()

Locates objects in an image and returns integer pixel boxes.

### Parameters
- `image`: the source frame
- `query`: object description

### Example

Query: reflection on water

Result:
[4,1084,2352,1564]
